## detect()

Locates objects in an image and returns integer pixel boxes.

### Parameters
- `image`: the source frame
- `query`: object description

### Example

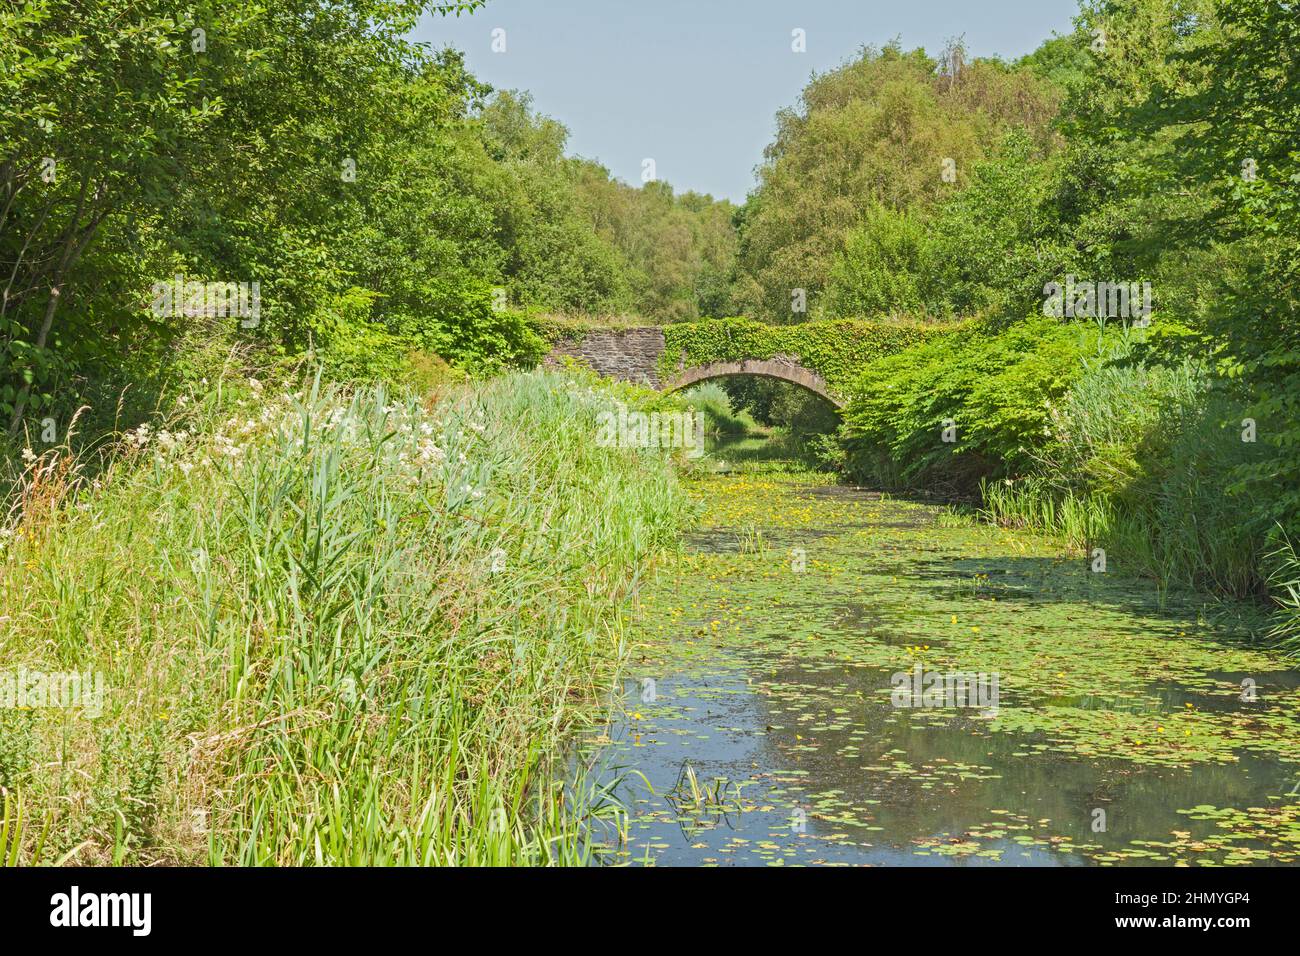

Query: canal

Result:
[578,447,1300,866]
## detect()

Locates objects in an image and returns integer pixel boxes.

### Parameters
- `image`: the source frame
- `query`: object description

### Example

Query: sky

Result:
[413,0,1082,203]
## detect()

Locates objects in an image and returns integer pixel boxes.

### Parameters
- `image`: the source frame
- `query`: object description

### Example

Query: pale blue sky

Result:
[413,0,1082,202]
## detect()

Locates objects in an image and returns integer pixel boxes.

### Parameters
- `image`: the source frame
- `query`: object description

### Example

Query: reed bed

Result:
[0,369,688,865]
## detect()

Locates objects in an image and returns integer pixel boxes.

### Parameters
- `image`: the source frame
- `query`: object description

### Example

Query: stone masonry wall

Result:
[542,327,668,387]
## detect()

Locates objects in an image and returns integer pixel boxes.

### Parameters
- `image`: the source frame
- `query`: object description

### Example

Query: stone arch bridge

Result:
[540,318,943,409]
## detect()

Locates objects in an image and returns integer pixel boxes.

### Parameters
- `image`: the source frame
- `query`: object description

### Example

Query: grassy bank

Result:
[0,369,688,865]
[838,317,1300,652]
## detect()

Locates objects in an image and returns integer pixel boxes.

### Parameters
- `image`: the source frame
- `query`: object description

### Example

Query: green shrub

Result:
[841,315,1111,493]
[1033,334,1271,596]
[1137,392,1272,596]
[307,287,412,383]
[1041,350,1208,503]
[303,281,547,383]
[824,207,946,319]
[416,279,547,375]
[885,317,1279,598]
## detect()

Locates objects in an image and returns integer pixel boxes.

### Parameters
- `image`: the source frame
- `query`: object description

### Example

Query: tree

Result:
[1,1,221,430]
[1127,0,1300,524]
[732,43,1062,322]
[1,1,488,432]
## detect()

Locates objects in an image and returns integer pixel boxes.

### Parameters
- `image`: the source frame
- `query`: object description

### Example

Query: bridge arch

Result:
[661,359,843,409]
[538,318,948,408]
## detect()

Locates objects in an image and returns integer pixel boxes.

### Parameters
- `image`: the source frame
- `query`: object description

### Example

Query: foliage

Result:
[681,383,753,438]
[731,42,1062,321]
[1123,0,1300,528]
[888,314,1271,596]
[813,0,1299,616]
[0,4,739,452]
[966,0,1300,604]
[841,316,1114,492]
[824,207,942,318]
[659,316,950,395]
[0,369,688,864]
[0,0,225,429]
[1266,533,1300,656]
[570,162,739,322]
[0,1,494,434]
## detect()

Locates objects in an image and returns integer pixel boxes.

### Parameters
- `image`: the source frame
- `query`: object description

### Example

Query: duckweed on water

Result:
[581,467,1300,866]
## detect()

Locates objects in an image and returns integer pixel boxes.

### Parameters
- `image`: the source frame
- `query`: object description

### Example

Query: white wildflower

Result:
[418,439,446,466]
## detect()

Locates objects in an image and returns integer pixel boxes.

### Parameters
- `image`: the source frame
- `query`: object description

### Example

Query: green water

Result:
[579,451,1300,866]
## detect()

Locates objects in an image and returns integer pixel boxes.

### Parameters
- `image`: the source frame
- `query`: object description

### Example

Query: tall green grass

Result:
[1266,532,1300,658]
[1006,353,1267,597]
[0,369,687,865]
[682,382,754,438]
[978,476,1158,577]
